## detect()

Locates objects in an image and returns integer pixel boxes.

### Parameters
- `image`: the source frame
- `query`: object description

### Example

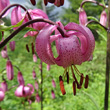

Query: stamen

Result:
[84,75,89,89]
[59,76,66,95]
[73,65,81,76]
[73,81,76,95]
[71,66,81,89]
[26,44,30,52]
[63,68,67,79]
[66,72,69,84]
[80,73,84,87]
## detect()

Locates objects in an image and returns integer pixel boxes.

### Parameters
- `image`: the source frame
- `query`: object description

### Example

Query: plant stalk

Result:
[40,61,43,110]
[104,0,110,110]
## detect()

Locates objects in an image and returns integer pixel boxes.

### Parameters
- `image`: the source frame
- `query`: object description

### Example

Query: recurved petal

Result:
[11,6,22,30]
[35,25,57,65]
[64,23,95,62]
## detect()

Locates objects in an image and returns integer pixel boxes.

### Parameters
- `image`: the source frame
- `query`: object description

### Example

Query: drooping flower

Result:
[35,21,95,95]
[17,71,25,85]
[0,88,5,101]
[6,59,14,80]
[100,10,107,26]
[9,41,15,51]
[79,8,87,26]
[0,0,10,17]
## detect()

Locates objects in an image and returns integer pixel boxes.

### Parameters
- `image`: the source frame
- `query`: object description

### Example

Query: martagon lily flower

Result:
[35,21,95,95]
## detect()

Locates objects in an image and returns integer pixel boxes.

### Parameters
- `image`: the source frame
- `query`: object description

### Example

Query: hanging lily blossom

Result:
[0,0,10,17]
[100,10,107,26]
[0,88,5,101]
[36,21,95,95]
[17,71,25,85]
[33,54,37,62]
[6,59,14,80]
[79,8,87,26]
[1,81,8,92]
[9,41,15,51]
[15,84,34,97]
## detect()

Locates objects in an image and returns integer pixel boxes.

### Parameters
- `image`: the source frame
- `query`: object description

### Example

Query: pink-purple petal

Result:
[36,25,57,65]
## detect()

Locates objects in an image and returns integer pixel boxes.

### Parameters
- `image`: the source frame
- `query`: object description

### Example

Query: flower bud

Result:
[17,71,25,85]
[1,49,8,59]
[9,41,15,51]
[1,81,8,92]
[47,64,50,71]
[36,93,40,103]
[0,88,5,101]
[79,8,87,25]
[52,79,56,88]
[35,81,39,91]
[30,0,36,5]
[100,10,107,26]
[32,70,36,79]
[6,59,14,80]
[33,54,37,62]
[51,90,55,99]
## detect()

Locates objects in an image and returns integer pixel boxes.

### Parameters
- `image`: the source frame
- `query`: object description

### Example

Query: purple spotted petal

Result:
[36,25,58,65]
[64,23,95,62]
[55,35,82,68]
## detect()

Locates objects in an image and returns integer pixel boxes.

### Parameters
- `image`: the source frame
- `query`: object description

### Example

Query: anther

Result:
[84,75,89,89]
[73,81,76,95]
[66,72,69,84]
[80,73,84,87]
[59,76,66,95]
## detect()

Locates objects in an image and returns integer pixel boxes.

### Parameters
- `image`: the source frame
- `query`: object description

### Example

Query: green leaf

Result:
[87,16,99,21]
[0,19,24,31]
[13,27,37,40]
